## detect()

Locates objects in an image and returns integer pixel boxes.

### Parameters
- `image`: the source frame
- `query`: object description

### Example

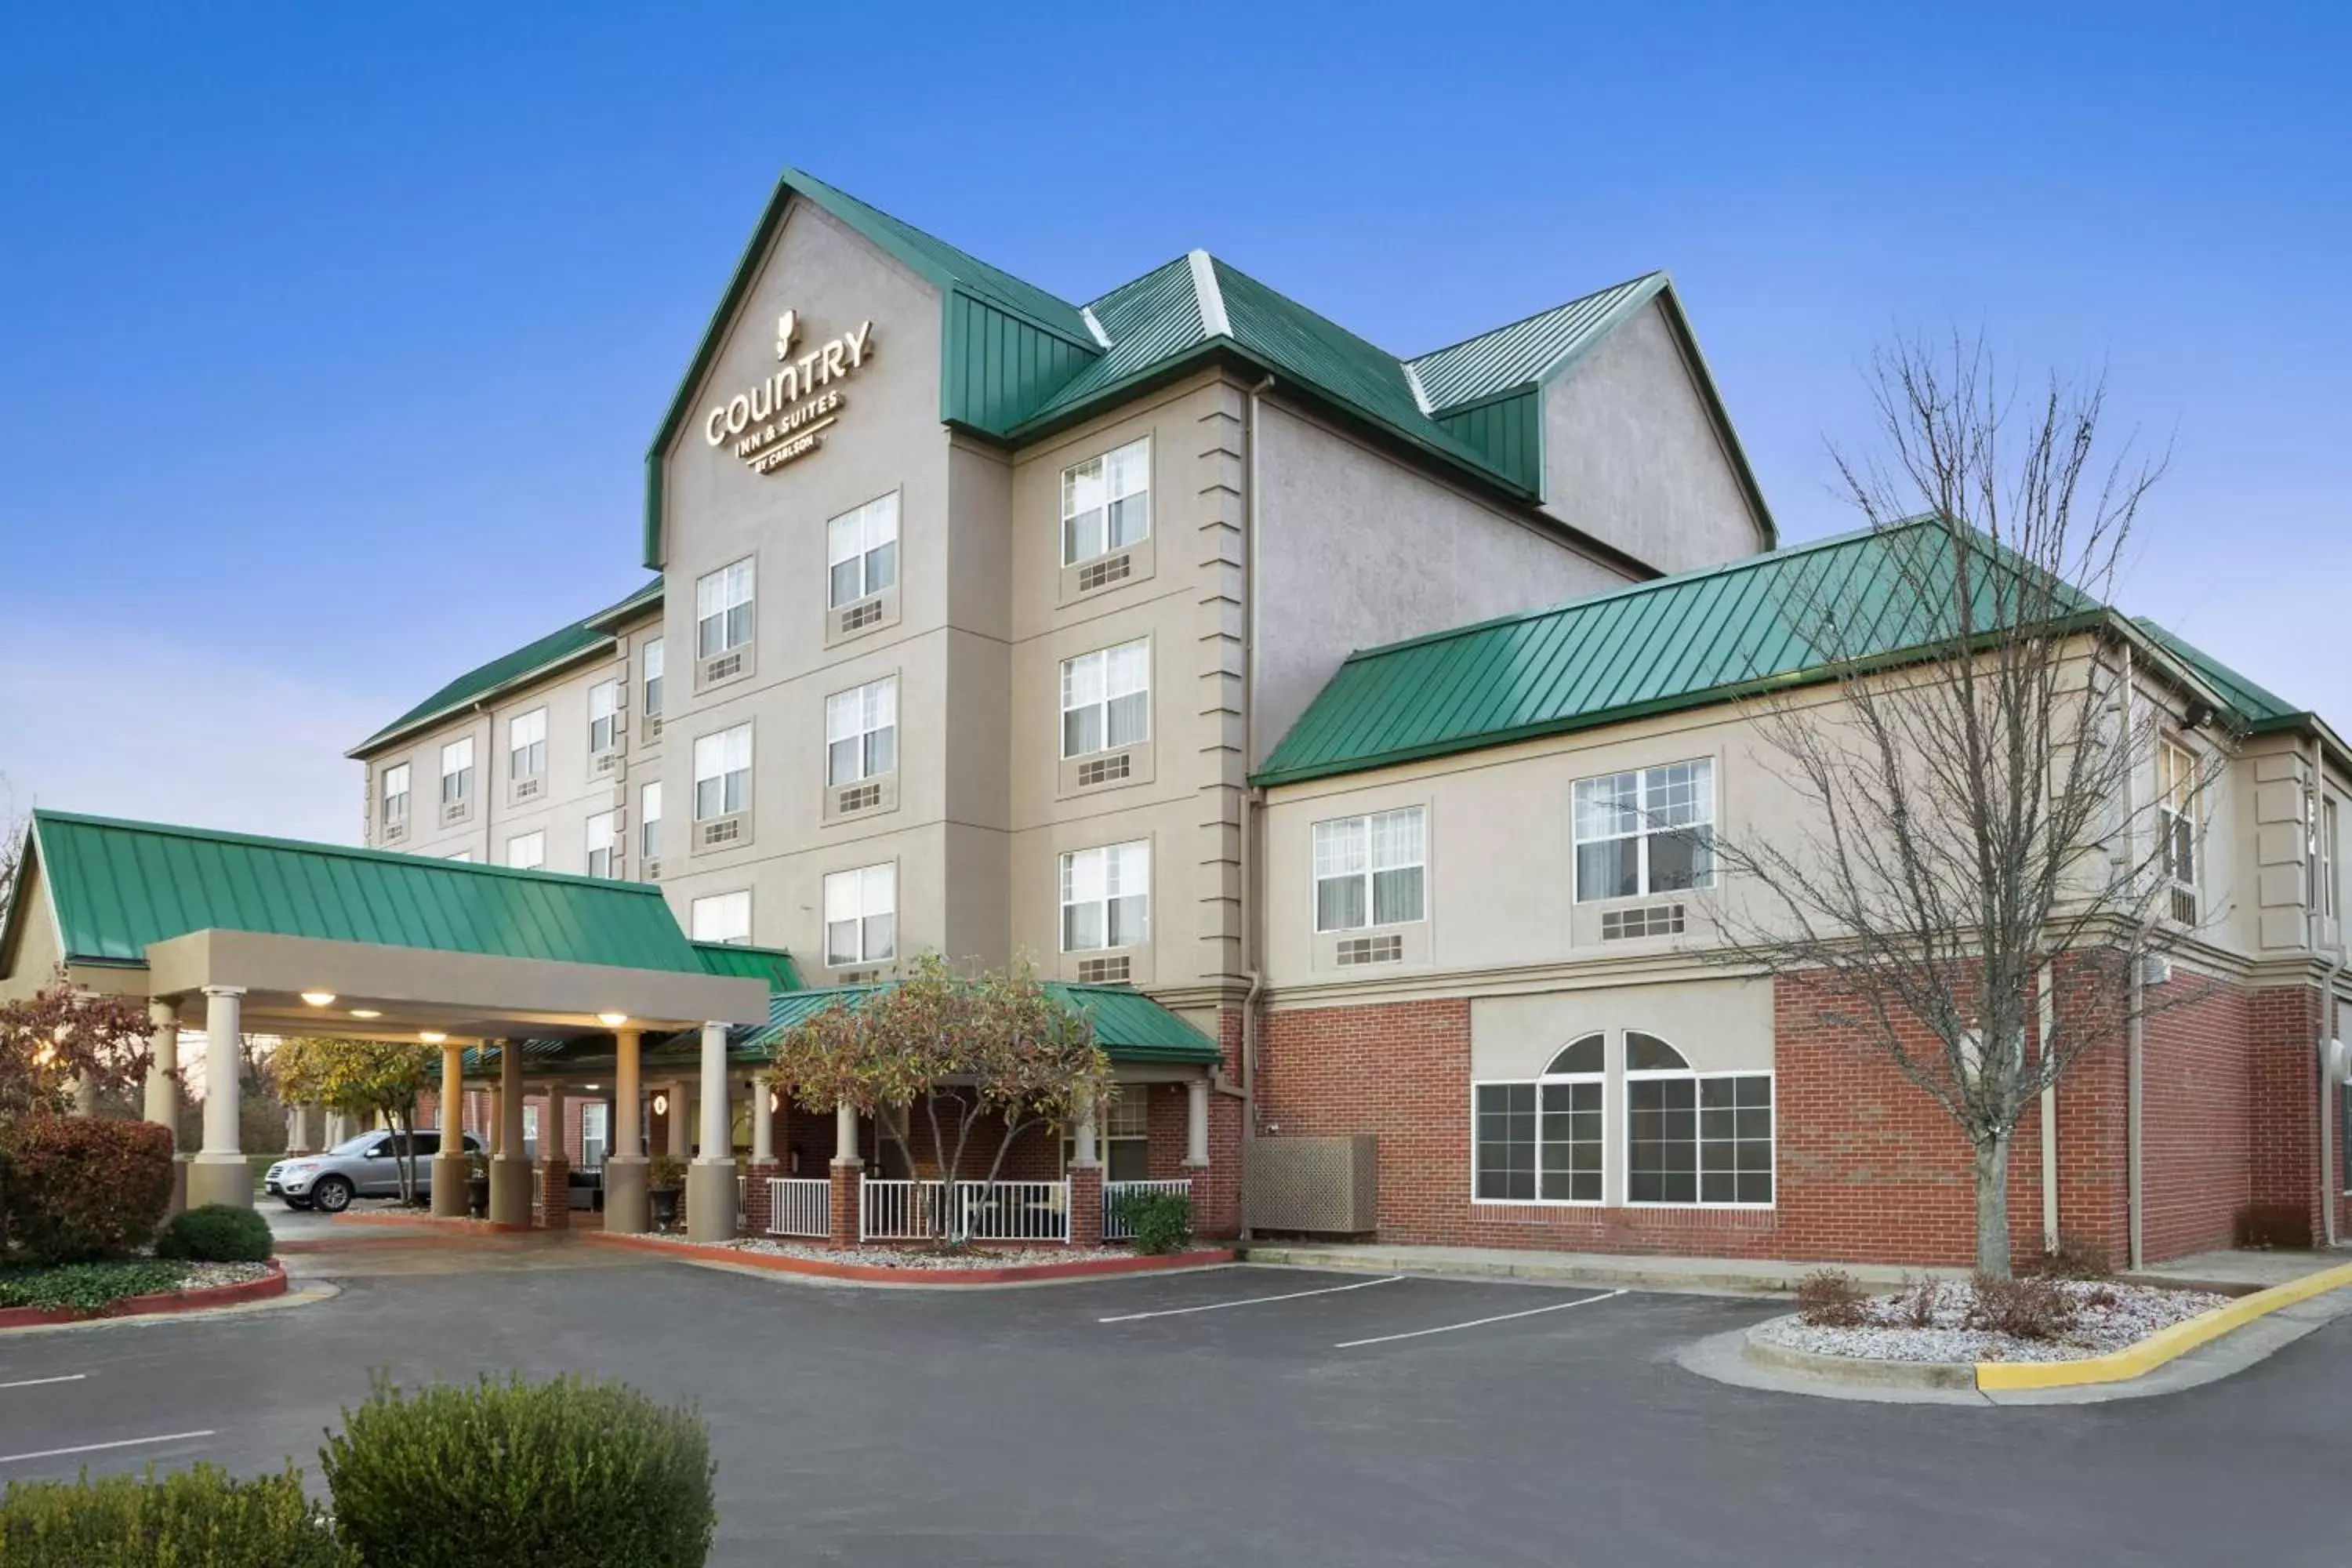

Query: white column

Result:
[1185,1076,1210,1168]
[666,1083,691,1157]
[1073,1091,1098,1167]
[751,1073,775,1164]
[143,999,180,1145]
[835,1098,859,1163]
[288,1102,310,1154]
[200,986,243,1156]
[696,1024,730,1162]
[613,1029,642,1156]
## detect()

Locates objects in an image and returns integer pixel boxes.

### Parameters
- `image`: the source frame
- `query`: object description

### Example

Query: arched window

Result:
[1474,1033,1603,1205]
[1625,1031,1772,1207]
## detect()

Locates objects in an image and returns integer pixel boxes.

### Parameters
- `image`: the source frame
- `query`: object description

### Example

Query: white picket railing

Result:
[767,1178,830,1239]
[1102,1179,1192,1241]
[953,1181,1069,1243]
[860,1178,946,1241]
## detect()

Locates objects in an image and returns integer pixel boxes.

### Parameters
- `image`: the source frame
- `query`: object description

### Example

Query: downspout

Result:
[2310,731,2342,1248]
[2039,964,2060,1254]
[1238,374,1275,1239]
[2122,641,2145,1272]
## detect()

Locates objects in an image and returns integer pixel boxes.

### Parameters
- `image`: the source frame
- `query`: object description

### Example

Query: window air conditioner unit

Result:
[703,652,742,683]
[700,818,742,848]
[1077,552,1133,593]
[1076,753,1132,789]
[514,777,542,802]
[835,782,883,815]
[1334,935,1403,967]
[836,598,884,636]
[1600,903,1686,941]
[1076,955,1131,985]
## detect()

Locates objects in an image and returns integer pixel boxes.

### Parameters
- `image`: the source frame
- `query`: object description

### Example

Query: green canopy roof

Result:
[748,981,1221,1066]
[689,941,802,993]
[11,811,708,975]
[1256,518,2270,788]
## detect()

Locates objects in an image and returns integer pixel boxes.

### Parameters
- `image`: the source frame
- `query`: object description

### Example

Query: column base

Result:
[685,1160,738,1243]
[488,1155,533,1226]
[426,1152,470,1217]
[166,1153,191,1219]
[829,1159,862,1248]
[539,1160,572,1229]
[185,1154,254,1212]
[603,1156,650,1234]
[1068,1161,1104,1247]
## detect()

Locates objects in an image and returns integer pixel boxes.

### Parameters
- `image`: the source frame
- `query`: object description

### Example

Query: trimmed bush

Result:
[1112,1189,1193,1255]
[156,1203,276,1263]
[0,1118,174,1264]
[321,1374,714,1568]
[0,1463,351,1566]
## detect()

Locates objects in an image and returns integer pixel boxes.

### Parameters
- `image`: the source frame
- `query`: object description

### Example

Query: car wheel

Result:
[281,1198,313,1211]
[310,1176,354,1214]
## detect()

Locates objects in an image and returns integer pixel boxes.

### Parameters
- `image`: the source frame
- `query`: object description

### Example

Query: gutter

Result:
[2310,731,2343,1249]
[1237,373,1275,1239]
[2123,640,2145,1273]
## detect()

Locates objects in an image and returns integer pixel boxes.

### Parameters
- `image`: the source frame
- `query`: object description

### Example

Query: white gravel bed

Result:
[627,1233,1203,1269]
[173,1261,278,1291]
[1758,1278,2230,1363]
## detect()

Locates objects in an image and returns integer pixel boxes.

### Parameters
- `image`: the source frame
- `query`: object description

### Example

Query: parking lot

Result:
[2,1243,2348,1565]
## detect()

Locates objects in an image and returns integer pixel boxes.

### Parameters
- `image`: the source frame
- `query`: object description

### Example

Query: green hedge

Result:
[0,1464,351,1566]
[0,1119,176,1264]
[0,1258,187,1315]
[1112,1189,1194,1254]
[321,1374,714,1567]
[156,1204,275,1263]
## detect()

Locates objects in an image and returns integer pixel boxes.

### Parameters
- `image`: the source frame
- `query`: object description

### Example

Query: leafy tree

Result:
[770,954,1108,1243]
[271,1036,439,1204]
[0,974,154,1125]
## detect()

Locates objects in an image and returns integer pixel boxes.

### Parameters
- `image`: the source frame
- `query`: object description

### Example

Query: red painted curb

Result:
[0,1262,289,1329]
[580,1230,1237,1285]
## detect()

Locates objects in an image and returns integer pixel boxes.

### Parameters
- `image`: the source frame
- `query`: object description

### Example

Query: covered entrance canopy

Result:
[0,811,769,1217]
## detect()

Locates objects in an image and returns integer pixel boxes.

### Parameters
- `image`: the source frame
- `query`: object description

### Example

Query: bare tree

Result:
[1706,333,2204,1276]
[0,776,22,932]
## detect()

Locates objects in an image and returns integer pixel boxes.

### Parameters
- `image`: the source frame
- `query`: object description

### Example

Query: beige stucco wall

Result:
[1538,298,1769,575]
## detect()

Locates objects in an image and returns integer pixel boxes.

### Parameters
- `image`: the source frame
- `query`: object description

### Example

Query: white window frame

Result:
[1059,840,1150,953]
[509,708,547,782]
[522,1104,541,1160]
[1571,759,1715,903]
[1060,639,1151,760]
[2157,736,2199,922]
[580,1102,609,1171]
[693,723,753,821]
[690,890,752,946]
[640,780,662,863]
[587,680,619,756]
[1622,1033,1773,1210]
[825,677,898,787]
[380,764,411,830]
[1061,437,1151,567]
[506,830,546,871]
[695,557,756,658]
[824,864,896,967]
[440,738,474,804]
[826,492,899,610]
[1063,1087,1151,1180]
[641,637,665,719]
[1312,807,1426,933]
[585,810,616,879]
[1471,1034,1605,1207]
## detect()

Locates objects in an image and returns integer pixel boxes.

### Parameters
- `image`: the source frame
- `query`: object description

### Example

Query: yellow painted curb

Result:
[1975,1261,2352,1391]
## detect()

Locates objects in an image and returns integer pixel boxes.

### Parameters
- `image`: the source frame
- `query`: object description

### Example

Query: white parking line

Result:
[1099,1274,1406,1323]
[1334,1288,1628,1348]
[0,1374,86,1392]
[0,1430,216,1465]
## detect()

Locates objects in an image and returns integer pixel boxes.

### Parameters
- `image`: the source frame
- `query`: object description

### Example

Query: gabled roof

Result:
[746,981,1222,1066]
[1406,272,1667,411]
[8,811,706,975]
[689,940,803,993]
[349,577,661,757]
[2129,617,2298,728]
[1255,518,2249,788]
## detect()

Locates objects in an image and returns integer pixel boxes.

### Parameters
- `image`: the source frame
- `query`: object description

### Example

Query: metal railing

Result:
[767,1178,829,1238]
[858,1178,1072,1243]
[1102,1179,1192,1241]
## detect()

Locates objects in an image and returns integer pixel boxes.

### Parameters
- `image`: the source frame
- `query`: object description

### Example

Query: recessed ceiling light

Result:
[420,1031,448,1045]
[349,1009,381,1019]
[597,1012,629,1027]
[300,991,336,1007]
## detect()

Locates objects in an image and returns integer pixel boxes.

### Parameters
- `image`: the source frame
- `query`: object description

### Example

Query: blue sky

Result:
[2,2,2345,841]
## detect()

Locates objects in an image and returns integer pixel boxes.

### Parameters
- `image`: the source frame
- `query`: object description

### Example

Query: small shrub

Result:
[155,1203,275,1263]
[647,1155,688,1192]
[1965,1272,2076,1340]
[2080,1284,2121,1309]
[1795,1267,1868,1328]
[321,1373,714,1568]
[0,1118,175,1263]
[2020,1232,2111,1281]
[0,1258,187,1314]
[1897,1274,1941,1328]
[0,1462,350,1566]
[1113,1189,1193,1255]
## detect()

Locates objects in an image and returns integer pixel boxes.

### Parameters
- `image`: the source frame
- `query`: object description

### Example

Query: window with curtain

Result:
[690,890,750,945]
[2158,738,2199,923]
[1312,807,1425,931]
[1061,640,1150,758]
[641,637,665,718]
[588,681,619,754]
[639,781,662,863]
[825,677,898,786]
[693,724,753,819]
[1061,841,1150,953]
[380,764,410,829]
[824,865,895,966]
[827,493,899,608]
[441,738,474,804]
[1573,760,1714,902]
[585,811,616,879]
[695,557,756,657]
[506,830,545,871]
[1062,437,1152,566]
[509,709,546,780]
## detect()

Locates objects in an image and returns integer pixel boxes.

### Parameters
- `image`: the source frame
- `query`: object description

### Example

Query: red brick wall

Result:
[2249,985,2325,1247]
[1252,969,2288,1269]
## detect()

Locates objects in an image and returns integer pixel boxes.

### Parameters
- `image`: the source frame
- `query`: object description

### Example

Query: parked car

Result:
[267,1131,483,1213]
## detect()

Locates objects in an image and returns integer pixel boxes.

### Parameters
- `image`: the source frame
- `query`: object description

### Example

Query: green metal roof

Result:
[16,811,708,974]
[2129,617,2299,728]
[1255,518,2154,787]
[350,577,661,757]
[746,982,1221,1066]
[689,941,803,993]
[1407,273,1667,411]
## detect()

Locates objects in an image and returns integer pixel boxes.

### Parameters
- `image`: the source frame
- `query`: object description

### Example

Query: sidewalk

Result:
[1238,1240,2352,1297]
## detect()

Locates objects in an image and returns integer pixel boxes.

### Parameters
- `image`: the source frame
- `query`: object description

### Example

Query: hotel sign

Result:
[702,309,875,475]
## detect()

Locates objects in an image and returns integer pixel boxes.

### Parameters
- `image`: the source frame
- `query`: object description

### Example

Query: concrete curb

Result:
[1739,1323,1978,1390]
[1235,1243,1889,1296]
[1974,1259,2352,1390]
[583,1231,1237,1287]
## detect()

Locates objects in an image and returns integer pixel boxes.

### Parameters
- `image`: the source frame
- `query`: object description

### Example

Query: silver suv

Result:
[267,1131,483,1213]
